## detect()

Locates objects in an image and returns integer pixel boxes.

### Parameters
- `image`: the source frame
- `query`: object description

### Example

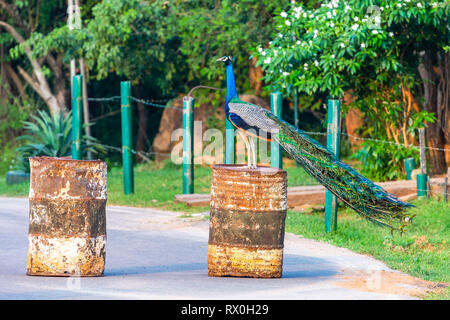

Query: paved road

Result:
[0,197,427,300]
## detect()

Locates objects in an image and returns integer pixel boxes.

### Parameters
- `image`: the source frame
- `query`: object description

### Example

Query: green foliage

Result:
[254,0,449,96]
[14,110,72,172]
[0,81,37,174]
[14,110,105,172]
[354,141,419,180]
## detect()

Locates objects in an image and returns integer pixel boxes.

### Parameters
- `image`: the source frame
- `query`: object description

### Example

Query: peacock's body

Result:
[217,55,413,231]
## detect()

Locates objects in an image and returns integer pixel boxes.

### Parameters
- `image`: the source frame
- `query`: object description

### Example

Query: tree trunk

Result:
[418,51,447,174]
[4,63,26,99]
[0,21,65,115]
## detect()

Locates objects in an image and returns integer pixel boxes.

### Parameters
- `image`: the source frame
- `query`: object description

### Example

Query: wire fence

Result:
[84,94,450,159]
[83,93,450,170]
[304,131,450,153]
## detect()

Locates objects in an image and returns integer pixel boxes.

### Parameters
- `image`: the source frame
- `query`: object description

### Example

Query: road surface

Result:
[0,197,431,299]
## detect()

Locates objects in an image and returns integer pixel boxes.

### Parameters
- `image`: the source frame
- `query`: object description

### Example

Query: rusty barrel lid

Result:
[29,156,107,200]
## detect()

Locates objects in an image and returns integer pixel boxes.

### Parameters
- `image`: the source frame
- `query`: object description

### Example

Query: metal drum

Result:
[27,156,107,276]
[208,164,287,278]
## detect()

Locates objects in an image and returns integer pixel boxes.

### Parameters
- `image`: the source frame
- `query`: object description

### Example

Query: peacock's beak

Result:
[216,56,228,62]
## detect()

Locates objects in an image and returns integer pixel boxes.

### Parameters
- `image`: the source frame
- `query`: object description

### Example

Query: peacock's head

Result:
[216,55,234,65]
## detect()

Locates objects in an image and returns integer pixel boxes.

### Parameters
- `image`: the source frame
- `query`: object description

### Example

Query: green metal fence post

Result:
[71,75,83,160]
[325,99,341,233]
[225,118,235,164]
[417,174,428,198]
[271,92,282,169]
[404,157,415,180]
[183,96,194,194]
[121,81,134,195]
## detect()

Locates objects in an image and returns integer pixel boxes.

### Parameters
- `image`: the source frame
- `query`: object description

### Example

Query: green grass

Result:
[286,198,450,299]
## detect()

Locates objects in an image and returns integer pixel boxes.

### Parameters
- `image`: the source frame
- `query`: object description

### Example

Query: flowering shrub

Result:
[253,0,448,97]
[253,0,449,180]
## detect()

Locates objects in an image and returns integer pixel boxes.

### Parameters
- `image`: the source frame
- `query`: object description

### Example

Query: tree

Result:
[0,0,68,114]
[255,0,449,176]
[25,0,304,154]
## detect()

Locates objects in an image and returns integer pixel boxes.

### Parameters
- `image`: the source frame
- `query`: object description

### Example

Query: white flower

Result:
[285,20,291,26]
[303,12,307,18]
[264,57,271,64]
[340,43,345,48]
[345,5,351,12]
[280,11,287,18]
[361,43,366,48]
[417,3,422,8]
[351,24,359,31]
[397,3,402,8]
[329,22,335,27]
[309,40,312,45]
[332,10,336,16]
[372,29,378,35]
[283,72,289,76]
[296,40,301,45]
[331,54,335,59]
[374,16,381,24]
[314,60,319,67]
[354,16,359,22]
[326,11,332,18]
[261,50,266,56]
[258,47,263,53]
[389,32,394,37]
[313,29,319,34]
[278,33,283,38]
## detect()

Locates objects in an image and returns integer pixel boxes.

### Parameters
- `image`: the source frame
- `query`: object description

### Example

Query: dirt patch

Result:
[337,269,448,298]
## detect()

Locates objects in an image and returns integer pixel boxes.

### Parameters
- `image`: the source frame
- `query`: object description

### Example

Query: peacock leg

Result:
[249,136,257,169]
[238,130,252,168]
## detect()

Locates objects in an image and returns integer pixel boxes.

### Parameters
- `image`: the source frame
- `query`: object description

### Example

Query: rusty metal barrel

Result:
[208,164,287,278]
[27,156,107,276]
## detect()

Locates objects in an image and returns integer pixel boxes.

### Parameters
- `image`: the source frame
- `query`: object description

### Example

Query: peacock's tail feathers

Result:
[266,112,414,232]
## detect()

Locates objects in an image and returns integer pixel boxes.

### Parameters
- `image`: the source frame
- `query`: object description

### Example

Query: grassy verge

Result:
[285,198,449,299]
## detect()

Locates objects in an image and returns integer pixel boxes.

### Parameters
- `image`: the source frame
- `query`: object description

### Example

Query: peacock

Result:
[217,55,414,232]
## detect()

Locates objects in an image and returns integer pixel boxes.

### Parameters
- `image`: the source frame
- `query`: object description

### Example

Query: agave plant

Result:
[14,109,105,172]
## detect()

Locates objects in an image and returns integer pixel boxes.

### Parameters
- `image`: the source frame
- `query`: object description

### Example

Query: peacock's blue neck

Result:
[225,63,238,114]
